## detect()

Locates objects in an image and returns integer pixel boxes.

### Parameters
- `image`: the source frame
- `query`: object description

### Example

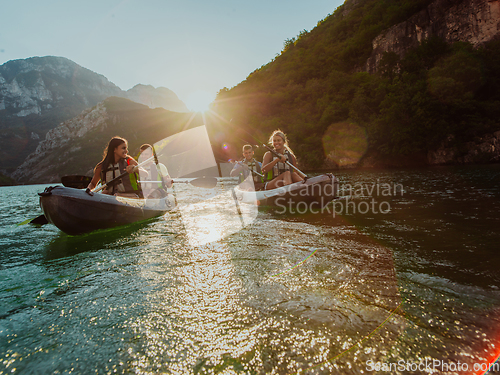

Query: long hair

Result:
[268,129,296,157]
[98,136,127,173]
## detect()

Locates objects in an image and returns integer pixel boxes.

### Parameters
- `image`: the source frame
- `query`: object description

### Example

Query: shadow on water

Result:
[43,217,162,260]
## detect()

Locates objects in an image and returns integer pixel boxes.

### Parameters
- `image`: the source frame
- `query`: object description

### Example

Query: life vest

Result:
[101,157,140,194]
[237,158,263,184]
[266,149,292,181]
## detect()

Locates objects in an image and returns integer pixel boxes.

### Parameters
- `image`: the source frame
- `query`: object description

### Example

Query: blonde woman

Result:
[261,130,303,190]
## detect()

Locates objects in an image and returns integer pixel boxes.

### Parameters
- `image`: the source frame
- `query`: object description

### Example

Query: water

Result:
[1,165,500,374]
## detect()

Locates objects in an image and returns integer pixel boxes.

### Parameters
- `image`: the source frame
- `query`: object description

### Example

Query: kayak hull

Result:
[39,186,175,235]
[235,174,339,209]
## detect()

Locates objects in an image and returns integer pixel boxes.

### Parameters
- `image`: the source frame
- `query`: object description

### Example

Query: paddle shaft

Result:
[139,177,217,188]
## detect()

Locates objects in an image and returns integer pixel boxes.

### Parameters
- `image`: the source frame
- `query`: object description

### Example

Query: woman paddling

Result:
[87,136,142,197]
[261,130,303,190]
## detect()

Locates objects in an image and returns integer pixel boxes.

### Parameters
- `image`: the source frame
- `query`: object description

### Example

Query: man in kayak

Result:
[138,144,173,198]
[261,130,303,190]
[230,144,264,191]
[87,136,143,197]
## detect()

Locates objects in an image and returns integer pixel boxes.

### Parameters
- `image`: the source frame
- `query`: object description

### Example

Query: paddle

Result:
[61,175,92,189]
[88,174,218,193]
[259,144,308,179]
[29,214,49,225]
[59,174,217,192]
[140,176,217,189]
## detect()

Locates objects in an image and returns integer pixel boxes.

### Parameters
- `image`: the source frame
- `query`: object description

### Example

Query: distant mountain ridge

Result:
[0,56,188,171]
[126,84,188,112]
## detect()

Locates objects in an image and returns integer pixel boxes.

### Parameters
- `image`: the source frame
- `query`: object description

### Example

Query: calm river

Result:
[1,165,500,374]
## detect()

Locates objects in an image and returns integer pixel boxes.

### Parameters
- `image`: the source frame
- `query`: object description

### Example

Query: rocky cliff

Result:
[366,0,500,72]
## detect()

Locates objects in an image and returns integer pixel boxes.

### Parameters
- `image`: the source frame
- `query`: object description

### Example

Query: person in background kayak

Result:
[261,129,303,190]
[230,144,264,190]
[138,144,172,198]
[87,136,142,197]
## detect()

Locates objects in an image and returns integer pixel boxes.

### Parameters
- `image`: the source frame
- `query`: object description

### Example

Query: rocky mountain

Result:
[0,56,188,172]
[11,96,203,184]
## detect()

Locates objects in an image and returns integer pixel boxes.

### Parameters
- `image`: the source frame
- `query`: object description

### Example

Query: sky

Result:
[0,0,344,111]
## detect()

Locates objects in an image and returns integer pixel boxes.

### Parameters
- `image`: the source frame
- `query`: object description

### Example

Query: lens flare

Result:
[322,121,368,167]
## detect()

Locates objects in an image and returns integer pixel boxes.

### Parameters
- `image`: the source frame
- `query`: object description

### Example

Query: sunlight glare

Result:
[185,90,214,112]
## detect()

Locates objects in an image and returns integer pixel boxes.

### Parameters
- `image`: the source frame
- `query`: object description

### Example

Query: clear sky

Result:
[0,0,344,111]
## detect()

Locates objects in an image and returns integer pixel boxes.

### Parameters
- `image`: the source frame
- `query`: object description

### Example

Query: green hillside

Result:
[210,0,500,168]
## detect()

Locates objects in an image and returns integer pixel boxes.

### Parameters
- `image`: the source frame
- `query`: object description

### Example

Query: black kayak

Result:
[234,174,339,208]
[39,186,176,235]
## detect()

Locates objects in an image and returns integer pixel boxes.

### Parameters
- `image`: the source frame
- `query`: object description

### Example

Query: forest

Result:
[210,0,500,168]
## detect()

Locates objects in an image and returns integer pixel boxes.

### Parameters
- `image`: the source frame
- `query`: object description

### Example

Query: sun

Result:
[185,90,215,112]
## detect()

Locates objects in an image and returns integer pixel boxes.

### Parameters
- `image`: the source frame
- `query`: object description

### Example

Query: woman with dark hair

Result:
[87,136,142,197]
[261,129,303,190]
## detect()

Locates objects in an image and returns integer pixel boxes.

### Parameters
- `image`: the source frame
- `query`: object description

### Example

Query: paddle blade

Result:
[189,177,217,189]
[61,175,92,189]
[29,214,49,225]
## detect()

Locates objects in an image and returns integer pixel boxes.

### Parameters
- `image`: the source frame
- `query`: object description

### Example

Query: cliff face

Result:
[366,0,500,72]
